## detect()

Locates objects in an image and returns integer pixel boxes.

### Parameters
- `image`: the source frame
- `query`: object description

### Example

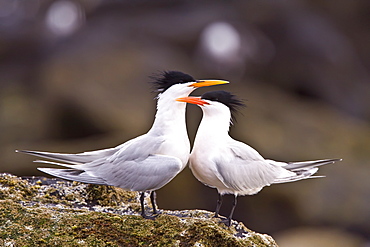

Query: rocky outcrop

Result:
[0,173,277,246]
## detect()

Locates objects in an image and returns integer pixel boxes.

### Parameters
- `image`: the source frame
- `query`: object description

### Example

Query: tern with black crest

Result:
[17,71,228,218]
[177,90,341,226]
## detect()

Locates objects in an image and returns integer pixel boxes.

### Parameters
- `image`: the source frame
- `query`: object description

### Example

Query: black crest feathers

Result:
[201,90,245,120]
[150,71,195,93]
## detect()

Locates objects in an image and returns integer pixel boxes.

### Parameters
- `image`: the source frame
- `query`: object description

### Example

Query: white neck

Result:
[194,103,232,145]
[147,84,195,167]
[149,94,188,134]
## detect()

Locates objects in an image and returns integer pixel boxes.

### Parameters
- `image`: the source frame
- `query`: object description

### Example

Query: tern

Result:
[177,90,341,226]
[16,71,228,218]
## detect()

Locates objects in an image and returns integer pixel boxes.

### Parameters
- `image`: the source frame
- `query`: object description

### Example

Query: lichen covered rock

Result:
[0,173,277,246]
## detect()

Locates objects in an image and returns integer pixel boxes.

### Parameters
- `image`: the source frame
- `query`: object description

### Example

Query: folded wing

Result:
[36,154,182,191]
[213,141,280,193]
[214,140,341,193]
[18,134,182,191]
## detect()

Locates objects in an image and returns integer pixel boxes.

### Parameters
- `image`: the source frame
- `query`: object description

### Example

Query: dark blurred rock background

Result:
[1,0,369,246]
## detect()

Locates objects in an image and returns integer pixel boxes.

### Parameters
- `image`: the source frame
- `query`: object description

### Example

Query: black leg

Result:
[140,191,157,219]
[224,195,237,227]
[150,191,158,214]
[214,193,223,218]
[140,191,147,218]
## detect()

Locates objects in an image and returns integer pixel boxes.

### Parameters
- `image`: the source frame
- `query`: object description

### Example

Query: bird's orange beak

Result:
[176,96,209,106]
[190,80,229,88]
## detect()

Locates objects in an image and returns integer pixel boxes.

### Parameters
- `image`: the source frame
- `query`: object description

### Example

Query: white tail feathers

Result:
[17,149,114,185]
[37,168,108,185]
[284,159,341,171]
[16,149,117,165]
[272,158,341,184]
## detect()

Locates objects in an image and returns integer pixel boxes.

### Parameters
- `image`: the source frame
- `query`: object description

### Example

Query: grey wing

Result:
[283,159,341,171]
[30,134,182,191]
[108,134,165,163]
[16,148,118,165]
[97,154,183,191]
[17,134,152,166]
[214,140,280,192]
[267,158,341,184]
[90,134,181,191]
[37,167,108,185]
[36,153,182,190]
[228,139,265,161]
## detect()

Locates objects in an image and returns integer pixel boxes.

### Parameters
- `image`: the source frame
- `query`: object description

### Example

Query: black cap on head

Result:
[150,71,195,93]
[201,90,245,119]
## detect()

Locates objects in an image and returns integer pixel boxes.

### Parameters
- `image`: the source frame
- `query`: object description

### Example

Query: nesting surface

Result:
[0,173,277,246]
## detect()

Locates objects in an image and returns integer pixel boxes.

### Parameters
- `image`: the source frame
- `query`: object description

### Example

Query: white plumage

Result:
[177,90,341,226]
[17,71,228,218]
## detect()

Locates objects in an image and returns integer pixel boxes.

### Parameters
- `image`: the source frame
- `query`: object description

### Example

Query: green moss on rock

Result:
[0,174,278,246]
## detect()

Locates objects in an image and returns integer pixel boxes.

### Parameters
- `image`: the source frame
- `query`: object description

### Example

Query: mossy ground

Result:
[0,174,277,246]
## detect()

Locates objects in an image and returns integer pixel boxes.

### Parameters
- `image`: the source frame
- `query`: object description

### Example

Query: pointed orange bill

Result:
[190,80,229,88]
[176,96,210,106]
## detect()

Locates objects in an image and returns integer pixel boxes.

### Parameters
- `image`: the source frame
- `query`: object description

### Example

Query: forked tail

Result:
[272,158,341,184]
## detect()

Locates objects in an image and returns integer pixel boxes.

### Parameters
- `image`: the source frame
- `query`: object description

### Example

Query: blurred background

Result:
[1,0,369,246]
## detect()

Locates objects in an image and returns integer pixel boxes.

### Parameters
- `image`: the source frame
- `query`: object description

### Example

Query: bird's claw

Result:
[220,218,232,227]
[141,213,158,220]
[213,214,222,219]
